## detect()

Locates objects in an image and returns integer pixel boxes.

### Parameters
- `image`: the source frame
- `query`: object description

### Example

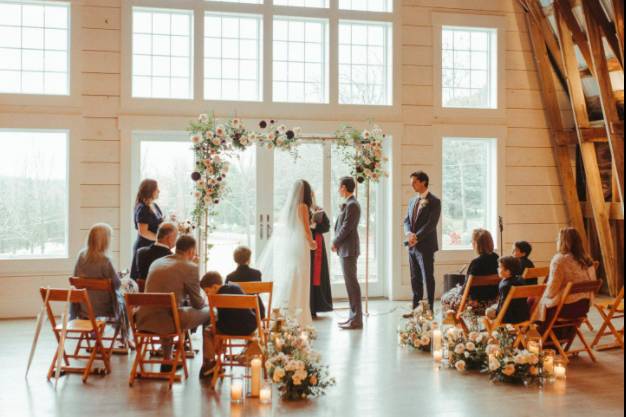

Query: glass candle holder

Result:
[260,383,273,404]
[542,349,556,382]
[231,377,245,404]
[554,358,567,380]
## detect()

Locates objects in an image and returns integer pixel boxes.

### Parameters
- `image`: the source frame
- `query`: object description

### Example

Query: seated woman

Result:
[487,256,530,324]
[513,240,535,282]
[537,227,596,339]
[441,228,499,315]
[72,223,129,343]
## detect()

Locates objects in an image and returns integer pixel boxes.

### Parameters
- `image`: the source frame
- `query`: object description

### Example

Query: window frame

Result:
[432,12,506,123]
[431,124,506,263]
[120,0,400,119]
[0,0,80,108]
[0,113,81,275]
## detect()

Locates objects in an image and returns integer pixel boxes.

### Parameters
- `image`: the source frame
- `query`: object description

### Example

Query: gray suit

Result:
[136,254,210,336]
[333,195,362,325]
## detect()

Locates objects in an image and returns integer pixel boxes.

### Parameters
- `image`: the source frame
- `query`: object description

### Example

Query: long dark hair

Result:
[558,227,593,268]
[301,180,313,209]
[135,179,158,206]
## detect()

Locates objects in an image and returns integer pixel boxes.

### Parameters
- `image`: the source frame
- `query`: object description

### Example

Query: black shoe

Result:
[339,321,363,330]
[160,363,183,373]
[338,318,351,326]
[402,312,413,319]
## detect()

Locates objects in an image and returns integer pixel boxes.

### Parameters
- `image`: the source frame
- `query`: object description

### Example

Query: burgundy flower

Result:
[191,172,201,181]
[259,120,267,129]
[286,130,295,139]
[357,176,365,183]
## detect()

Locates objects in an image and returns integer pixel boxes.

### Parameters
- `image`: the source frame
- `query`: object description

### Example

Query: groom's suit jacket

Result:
[333,195,361,258]
[403,192,441,255]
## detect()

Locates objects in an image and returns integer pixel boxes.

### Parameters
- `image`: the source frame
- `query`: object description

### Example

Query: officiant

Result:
[310,191,333,318]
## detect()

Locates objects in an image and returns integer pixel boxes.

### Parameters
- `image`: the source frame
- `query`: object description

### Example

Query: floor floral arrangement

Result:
[265,315,335,401]
[445,327,490,372]
[485,329,546,386]
[398,302,435,352]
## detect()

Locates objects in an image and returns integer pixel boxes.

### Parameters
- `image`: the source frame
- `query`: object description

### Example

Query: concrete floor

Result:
[1,300,623,417]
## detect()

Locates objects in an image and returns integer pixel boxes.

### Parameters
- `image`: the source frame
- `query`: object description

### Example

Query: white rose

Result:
[212,137,221,146]
[190,134,202,144]
[273,367,285,383]
[528,354,539,366]
[468,332,479,342]
[515,354,528,365]
[454,344,465,355]
[455,360,466,372]
[420,336,431,346]
[489,356,501,372]
[466,342,476,352]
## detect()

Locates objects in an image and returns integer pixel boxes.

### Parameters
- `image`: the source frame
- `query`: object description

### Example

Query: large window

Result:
[0,1,70,95]
[339,20,391,105]
[0,130,68,259]
[204,13,263,101]
[273,17,328,103]
[442,137,497,251]
[441,26,496,109]
[132,7,194,99]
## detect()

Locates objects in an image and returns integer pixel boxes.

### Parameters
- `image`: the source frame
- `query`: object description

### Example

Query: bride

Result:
[259,180,317,327]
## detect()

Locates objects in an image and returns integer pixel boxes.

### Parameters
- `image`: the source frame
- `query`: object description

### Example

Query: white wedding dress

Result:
[258,180,313,327]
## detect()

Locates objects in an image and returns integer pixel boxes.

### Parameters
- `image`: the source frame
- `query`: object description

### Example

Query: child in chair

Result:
[486,256,530,324]
[513,241,535,282]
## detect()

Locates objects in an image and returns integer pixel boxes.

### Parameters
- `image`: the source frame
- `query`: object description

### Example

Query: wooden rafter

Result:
[585,0,624,71]
[583,0,625,214]
[524,10,588,249]
[613,0,624,65]
[554,0,594,72]
[554,2,620,295]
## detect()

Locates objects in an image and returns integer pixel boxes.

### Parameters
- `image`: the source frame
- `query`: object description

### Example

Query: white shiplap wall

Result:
[0,0,574,317]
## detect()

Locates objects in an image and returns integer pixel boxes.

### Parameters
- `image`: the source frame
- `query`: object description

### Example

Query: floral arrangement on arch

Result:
[168,213,196,235]
[485,328,545,386]
[335,125,389,184]
[445,326,490,372]
[265,316,335,401]
[188,114,302,222]
[398,301,435,352]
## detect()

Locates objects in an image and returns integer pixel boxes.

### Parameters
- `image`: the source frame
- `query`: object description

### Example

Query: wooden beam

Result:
[560,127,609,145]
[579,57,623,77]
[555,0,595,72]
[586,0,624,71]
[583,0,625,215]
[555,3,620,296]
[583,202,625,220]
[613,0,625,66]
[525,10,588,250]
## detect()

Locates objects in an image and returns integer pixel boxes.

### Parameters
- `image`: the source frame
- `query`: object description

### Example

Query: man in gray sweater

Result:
[136,235,209,372]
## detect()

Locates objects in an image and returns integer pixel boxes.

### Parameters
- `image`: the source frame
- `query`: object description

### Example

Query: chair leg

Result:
[550,332,569,363]
[82,337,98,383]
[179,335,189,379]
[129,338,143,386]
[577,328,597,363]
[591,312,611,348]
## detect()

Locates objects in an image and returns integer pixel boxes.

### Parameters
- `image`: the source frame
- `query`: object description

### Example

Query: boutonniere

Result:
[419,199,429,209]
[340,203,347,211]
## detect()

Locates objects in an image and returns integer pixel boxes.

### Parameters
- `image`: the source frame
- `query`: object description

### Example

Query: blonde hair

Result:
[84,223,112,262]
[558,227,593,268]
[472,228,495,255]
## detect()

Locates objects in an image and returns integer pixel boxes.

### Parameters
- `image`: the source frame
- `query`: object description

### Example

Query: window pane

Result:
[0,1,69,95]
[0,130,68,259]
[441,26,497,109]
[205,0,262,4]
[204,13,262,101]
[132,7,193,99]
[273,17,328,103]
[339,0,392,12]
[338,21,391,105]
[442,138,497,250]
[274,0,329,8]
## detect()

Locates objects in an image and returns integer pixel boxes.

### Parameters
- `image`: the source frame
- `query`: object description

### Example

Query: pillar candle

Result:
[231,379,244,403]
[251,358,262,397]
[260,385,272,404]
[432,329,443,351]
[555,364,567,380]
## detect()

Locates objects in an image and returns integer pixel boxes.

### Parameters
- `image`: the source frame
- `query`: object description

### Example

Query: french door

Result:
[135,132,386,299]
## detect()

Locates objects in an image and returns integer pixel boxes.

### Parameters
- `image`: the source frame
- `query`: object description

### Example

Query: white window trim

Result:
[431,124,506,264]
[432,12,506,124]
[0,0,81,109]
[0,112,81,276]
[120,0,401,120]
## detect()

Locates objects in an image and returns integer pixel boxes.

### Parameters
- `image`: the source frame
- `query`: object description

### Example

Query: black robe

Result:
[310,210,333,314]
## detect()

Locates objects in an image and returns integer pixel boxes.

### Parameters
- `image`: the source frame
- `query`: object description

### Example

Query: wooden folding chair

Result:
[69,277,128,355]
[125,292,188,389]
[40,288,110,383]
[207,294,266,390]
[522,267,550,284]
[236,281,274,342]
[541,280,603,363]
[591,287,624,351]
[484,284,547,346]
[455,274,502,333]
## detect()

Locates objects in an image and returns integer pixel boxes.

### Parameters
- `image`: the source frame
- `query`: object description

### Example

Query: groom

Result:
[403,171,441,316]
[332,176,363,330]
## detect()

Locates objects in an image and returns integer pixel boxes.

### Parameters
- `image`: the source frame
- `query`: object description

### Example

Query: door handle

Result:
[259,214,264,240]
[266,214,272,239]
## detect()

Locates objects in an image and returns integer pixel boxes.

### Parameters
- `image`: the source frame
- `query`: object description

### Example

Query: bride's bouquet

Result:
[266,318,335,401]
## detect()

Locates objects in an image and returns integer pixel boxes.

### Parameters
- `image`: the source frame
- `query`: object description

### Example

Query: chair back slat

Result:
[568,280,603,296]
[469,274,502,287]
[40,287,89,304]
[522,267,550,280]
[237,282,273,295]
[508,284,547,300]
[125,292,175,307]
[208,294,259,309]
[69,277,114,292]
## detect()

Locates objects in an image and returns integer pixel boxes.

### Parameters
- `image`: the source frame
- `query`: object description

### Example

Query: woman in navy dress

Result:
[130,179,164,280]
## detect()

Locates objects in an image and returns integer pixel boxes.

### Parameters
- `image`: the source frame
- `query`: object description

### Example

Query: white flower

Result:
[231,118,241,128]
[465,342,476,352]
[475,333,484,344]
[273,367,285,383]
[454,344,465,355]
[455,360,466,372]
[515,354,528,365]
[420,335,431,346]
[268,132,276,141]
[468,332,479,342]
[489,356,501,372]
[240,136,249,146]
[528,354,539,366]
[503,364,516,377]
[215,125,225,137]
[486,345,500,356]
[464,351,470,358]
[193,191,202,200]
[362,130,371,139]
[278,124,287,133]
[190,134,202,144]
[198,114,209,123]
[211,137,221,146]
[205,131,214,139]
[292,369,308,386]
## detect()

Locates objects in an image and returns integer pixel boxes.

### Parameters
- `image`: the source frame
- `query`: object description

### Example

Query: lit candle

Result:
[544,356,554,375]
[432,329,443,352]
[433,350,443,363]
[528,341,541,354]
[554,364,567,380]
[260,385,272,404]
[231,379,244,403]
[250,358,262,397]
